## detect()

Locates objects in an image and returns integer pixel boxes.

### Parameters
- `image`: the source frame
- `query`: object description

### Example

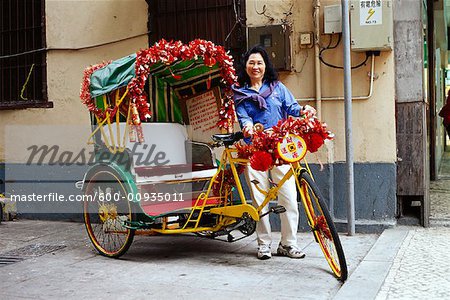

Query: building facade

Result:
[1,0,448,229]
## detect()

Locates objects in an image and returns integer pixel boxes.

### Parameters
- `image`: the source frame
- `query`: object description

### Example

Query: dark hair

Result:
[236,45,278,86]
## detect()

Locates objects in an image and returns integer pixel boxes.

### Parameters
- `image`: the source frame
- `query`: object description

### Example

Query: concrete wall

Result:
[246,0,397,223]
[2,0,398,227]
[0,0,149,217]
[0,0,148,162]
[246,0,396,164]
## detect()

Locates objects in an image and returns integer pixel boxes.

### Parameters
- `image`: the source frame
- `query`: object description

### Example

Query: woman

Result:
[233,45,307,260]
[439,90,450,139]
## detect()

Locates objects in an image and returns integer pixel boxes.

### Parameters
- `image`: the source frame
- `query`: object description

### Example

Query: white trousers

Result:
[245,164,299,247]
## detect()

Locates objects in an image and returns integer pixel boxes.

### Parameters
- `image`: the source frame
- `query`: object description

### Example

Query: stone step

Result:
[0,197,17,221]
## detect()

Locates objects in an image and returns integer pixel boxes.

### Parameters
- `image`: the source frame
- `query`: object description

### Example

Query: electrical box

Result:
[247,25,291,71]
[350,0,393,52]
[324,5,342,34]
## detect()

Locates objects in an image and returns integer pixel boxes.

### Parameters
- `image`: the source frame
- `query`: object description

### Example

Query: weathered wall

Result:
[246,0,397,224]
[393,0,428,202]
[246,0,397,164]
[0,0,148,162]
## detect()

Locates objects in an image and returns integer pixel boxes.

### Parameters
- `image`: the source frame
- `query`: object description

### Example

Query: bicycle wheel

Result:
[297,172,348,281]
[83,168,135,258]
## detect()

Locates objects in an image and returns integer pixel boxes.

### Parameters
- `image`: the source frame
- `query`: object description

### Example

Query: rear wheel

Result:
[297,172,348,281]
[83,168,135,258]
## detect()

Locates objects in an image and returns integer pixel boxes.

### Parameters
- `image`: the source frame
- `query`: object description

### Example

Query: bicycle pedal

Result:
[250,179,260,185]
[271,205,286,214]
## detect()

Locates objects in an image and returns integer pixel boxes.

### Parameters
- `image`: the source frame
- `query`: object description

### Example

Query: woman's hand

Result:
[243,124,254,138]
[301,105,317,118]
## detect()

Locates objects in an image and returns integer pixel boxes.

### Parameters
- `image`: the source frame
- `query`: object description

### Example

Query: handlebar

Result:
[211,132,244,147]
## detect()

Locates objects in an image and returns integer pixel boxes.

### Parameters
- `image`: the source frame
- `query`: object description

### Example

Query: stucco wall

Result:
[246,0,397,164]
[1,0,148,162]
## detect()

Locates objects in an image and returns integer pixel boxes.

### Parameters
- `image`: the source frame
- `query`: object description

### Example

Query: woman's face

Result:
[246,53,266,83]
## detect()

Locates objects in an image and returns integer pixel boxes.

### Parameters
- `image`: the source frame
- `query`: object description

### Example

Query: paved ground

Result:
[1,152,449,299]
[335,149,450,300]
[371,149,450,300]
[376,227,450,299]
[0,220,377,299]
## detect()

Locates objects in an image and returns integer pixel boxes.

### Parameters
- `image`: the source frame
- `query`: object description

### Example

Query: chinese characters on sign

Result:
[360,0,382,26]
[185,88,221,143]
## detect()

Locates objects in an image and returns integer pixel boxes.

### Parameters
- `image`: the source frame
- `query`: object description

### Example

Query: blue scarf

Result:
[232,81,279,110]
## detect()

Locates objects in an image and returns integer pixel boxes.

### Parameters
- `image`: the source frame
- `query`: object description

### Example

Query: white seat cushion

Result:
[101,122,216,183]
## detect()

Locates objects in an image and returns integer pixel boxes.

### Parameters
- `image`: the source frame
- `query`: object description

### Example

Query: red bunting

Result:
[237,115,334,170]
[80,60,113,120]
[250,151,273,172]
[128,39,237,128]
[80,39,238,132]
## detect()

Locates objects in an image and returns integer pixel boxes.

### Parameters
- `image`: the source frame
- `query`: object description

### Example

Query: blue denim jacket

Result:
[234,81,302,131]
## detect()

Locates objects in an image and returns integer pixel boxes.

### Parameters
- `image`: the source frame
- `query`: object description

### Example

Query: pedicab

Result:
[78,39,347,281]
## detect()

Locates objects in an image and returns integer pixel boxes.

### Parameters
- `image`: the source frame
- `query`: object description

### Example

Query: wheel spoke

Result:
[297,172,348,281]
[83,169,135,258]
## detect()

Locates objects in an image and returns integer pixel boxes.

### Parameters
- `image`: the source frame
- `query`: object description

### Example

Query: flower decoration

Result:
[250,151,273,171]
[80,60,113,120]
[80,39,237,134]
[237,112,334,170]
[128,39,237,129]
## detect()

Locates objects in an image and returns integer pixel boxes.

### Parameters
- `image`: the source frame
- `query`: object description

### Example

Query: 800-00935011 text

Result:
[10,192,184,202]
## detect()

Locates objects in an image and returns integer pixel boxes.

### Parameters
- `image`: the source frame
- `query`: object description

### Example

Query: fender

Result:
[80,162,138,202]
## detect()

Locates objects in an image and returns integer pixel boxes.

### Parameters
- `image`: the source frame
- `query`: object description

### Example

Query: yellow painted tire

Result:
[298,172,348,281]
[83,168,135,258]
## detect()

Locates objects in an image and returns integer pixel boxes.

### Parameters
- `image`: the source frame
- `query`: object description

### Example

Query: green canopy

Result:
[90,54,136,98]
[89,53,221,124]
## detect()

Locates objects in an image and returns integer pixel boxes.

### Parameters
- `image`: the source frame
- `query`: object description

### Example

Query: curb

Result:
[333,227,410,300]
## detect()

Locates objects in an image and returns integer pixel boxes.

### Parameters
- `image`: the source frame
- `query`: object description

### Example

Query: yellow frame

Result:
[87,88,130,154]
[148,142,307,235]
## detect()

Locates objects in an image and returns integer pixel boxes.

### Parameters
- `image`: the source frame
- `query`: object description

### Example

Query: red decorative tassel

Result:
[250,151,273,172]
[206,72,211,90]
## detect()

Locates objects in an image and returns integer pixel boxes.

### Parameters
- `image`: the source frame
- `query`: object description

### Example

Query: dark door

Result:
[147,0,246,63]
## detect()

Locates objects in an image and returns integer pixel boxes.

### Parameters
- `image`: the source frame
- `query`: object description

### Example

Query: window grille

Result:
[0,0,51,109]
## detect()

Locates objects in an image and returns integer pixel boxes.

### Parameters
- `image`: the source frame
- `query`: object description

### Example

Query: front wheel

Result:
[297,172,348,281]
[83,168,135,258]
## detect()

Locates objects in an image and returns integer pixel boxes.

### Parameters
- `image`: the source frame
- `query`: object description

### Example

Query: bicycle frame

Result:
[183,145,308,224]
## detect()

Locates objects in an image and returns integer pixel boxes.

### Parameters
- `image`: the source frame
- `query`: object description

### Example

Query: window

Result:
[0,0,52,109]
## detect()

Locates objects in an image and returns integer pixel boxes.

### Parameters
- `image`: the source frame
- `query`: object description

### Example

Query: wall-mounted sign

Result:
[360,0,382,26]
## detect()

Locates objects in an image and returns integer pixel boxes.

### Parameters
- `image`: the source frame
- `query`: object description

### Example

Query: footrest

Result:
[259,205,286,219]
[271,205,286,214]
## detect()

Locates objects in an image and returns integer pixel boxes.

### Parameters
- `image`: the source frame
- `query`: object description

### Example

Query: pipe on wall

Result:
[295,53,375,102]
[314,0,322,118]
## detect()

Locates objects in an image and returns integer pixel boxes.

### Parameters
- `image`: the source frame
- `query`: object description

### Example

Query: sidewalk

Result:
[2,153,450,299]
[0,219,377,299]
[336,150,450,299]
[2,220,449,299]
[334,226,450,299]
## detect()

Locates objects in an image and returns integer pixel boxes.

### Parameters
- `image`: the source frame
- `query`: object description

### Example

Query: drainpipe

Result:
[314,0,322,119]
[342,0,355,236]
[313,0,334,217]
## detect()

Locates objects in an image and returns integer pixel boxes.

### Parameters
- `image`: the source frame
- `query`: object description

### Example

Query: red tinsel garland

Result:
[80,39,238,134]
[128,39,237,129]
[80,60,112,120]
[212,165,246,196]
[236,115,334,171]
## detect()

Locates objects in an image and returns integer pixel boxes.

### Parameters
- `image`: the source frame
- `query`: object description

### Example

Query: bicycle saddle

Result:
[211,132,244,146]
